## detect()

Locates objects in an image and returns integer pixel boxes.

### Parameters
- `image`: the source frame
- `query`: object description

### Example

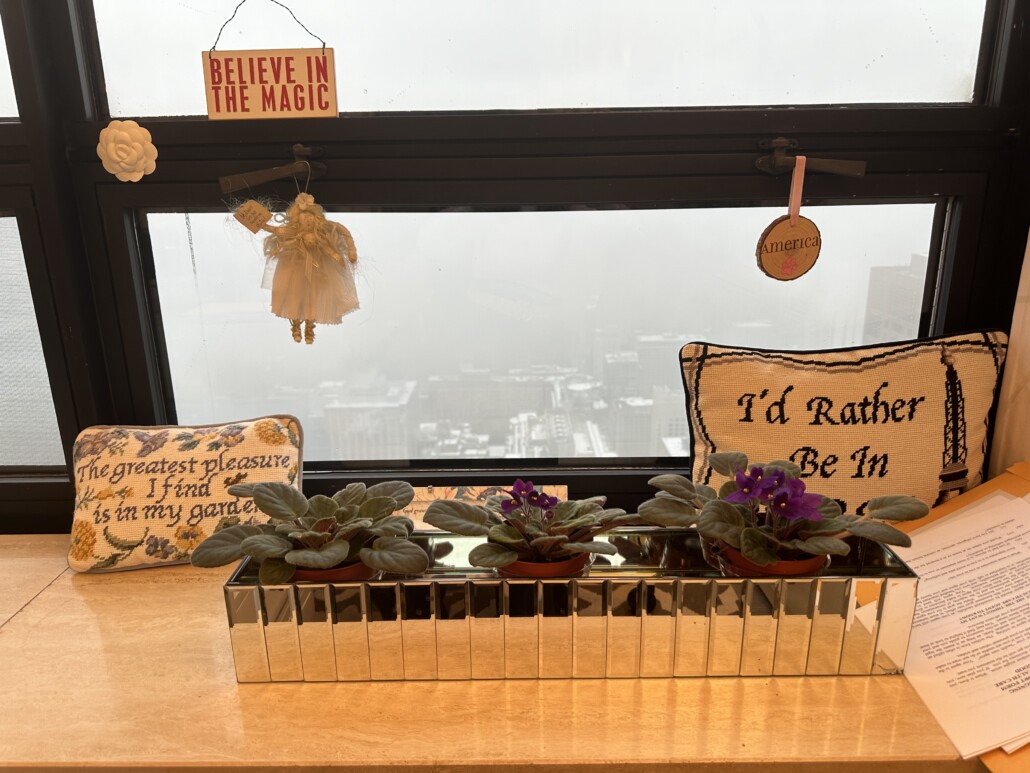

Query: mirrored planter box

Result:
[221,528,918,682]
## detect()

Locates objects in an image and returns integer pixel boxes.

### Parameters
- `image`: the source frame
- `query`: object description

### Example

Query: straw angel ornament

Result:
[256,193,359,344]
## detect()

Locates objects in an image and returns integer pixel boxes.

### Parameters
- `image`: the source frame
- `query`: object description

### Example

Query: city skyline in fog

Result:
[148,205,934,461]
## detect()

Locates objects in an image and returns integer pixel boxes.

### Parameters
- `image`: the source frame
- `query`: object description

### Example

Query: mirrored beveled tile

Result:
[573,580,607,678]
[707,580,745,676]
[435,582,471,680]
[224,586,270,682]
[640,581,675,677]
[807,578,850,675]
[873,578,919,674]
[773,579,816,675]
[504,581,539,678]
[295,584,337,682]
[401,583,437,680]
[539,581,573,678]
[674,579,710,677]
[260,586,304,682]
[607,580,642,677]
[839,578,885,675]
[332,584,370,681]
[366,583,404,680]
[740,579,779,676]
[470,581,505,679]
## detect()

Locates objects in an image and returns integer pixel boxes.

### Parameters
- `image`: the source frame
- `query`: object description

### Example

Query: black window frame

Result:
[2,0,1029,529]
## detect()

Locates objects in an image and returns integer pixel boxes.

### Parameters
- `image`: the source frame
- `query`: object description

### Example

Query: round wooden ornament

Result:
[755,214,821,281]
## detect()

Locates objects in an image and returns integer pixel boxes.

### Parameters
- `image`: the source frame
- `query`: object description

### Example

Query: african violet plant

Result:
[639,451,930,567]
[423,479,641,568]
[190,480,429,583]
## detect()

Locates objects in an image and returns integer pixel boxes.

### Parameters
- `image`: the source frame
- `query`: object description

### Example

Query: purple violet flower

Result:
[724,467,763,503]
[769,478,824,521]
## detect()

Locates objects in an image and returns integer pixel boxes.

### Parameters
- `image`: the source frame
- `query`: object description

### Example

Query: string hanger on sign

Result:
[209,0,326,56]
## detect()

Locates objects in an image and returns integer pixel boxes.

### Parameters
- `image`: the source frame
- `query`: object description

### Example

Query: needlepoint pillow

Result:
[680,332,1007,513]
[69,415,303,572]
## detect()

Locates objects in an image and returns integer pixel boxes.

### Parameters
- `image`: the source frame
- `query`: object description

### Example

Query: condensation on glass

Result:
[147,204,935,462]
[221,529,921,682]
[94,1,985,115]
[0,218,64,465]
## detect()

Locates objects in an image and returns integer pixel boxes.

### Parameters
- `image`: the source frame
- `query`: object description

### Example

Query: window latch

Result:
[219,144,327,194]
[755,137,866,177]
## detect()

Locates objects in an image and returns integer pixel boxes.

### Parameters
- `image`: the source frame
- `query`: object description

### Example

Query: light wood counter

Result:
[0,534,990,772]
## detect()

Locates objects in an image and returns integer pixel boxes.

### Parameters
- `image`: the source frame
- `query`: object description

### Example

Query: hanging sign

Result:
[756,155,821,281]
[756,215,822,280]
[202,48,337,120]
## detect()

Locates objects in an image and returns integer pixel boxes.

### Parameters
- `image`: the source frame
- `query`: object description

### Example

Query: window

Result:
[0,218,63,465]
[94,0,986,115]
[2,0,1028,527]
[149,204,936,461]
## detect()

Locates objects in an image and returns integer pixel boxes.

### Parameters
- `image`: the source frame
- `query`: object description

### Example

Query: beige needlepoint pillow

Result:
[68,415,303,572]
[681,332,1007,513]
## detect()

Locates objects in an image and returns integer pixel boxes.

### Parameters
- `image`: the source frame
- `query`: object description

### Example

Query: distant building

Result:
[612,396,654,457]
[863,253,927,342]
[323,381,417,460]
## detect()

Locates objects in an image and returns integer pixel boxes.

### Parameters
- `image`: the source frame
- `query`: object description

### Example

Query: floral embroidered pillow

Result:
[680,332,1007,512]
[68,416,303,572]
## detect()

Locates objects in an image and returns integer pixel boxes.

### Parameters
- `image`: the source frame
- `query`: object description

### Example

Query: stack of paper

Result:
[894,492,1030,759]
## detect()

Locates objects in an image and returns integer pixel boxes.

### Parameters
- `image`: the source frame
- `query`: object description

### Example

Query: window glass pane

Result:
[0,18,19,117]
[149,204,934,462]
[96,1,984,115]
[0,218,64,465]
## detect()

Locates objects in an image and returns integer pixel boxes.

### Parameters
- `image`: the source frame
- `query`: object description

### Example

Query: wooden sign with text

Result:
[756,214,821,281]
[202,48,337,120]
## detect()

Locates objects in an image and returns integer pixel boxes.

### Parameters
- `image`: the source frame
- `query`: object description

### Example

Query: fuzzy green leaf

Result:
[332,483,366,507]
[292,530,331,549]
[564,540,618,555]
[335,518,374,540]
[529,535,568,551]
[359,537,429,574]
[696,499,745,548]
[865,496,930,522]
[252,482,309,520]
[307,495,339,520]
[789,536,851,556]
[710,452,748,477]
[763,460,802,479]
[695,484,717,500]
[798,516,850,536]
[310,516,337,534]
[551,515,599,534]
[366,517,414,538]
[468,541,519,568]
[226,482,262,498]
[239,534,293,559]
[718,479,740,499]
[190,525,264,567]
[638,496,696,527]
[489,523,526,545]
[424,500,494,536]
[596,508,633,524]
[365,481,416,509]
[285,539,352,569]
[258,557,295,584]
[647,474,695,500]
[359,496,400,521]
[739,527,779,566]
[817,497,844,520]
[847,520,913,547]
[335,505,361,523]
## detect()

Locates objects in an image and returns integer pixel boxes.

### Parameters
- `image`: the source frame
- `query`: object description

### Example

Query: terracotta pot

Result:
[292,561,377,583]
[717,543,829,578]
[498,551,591,578]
